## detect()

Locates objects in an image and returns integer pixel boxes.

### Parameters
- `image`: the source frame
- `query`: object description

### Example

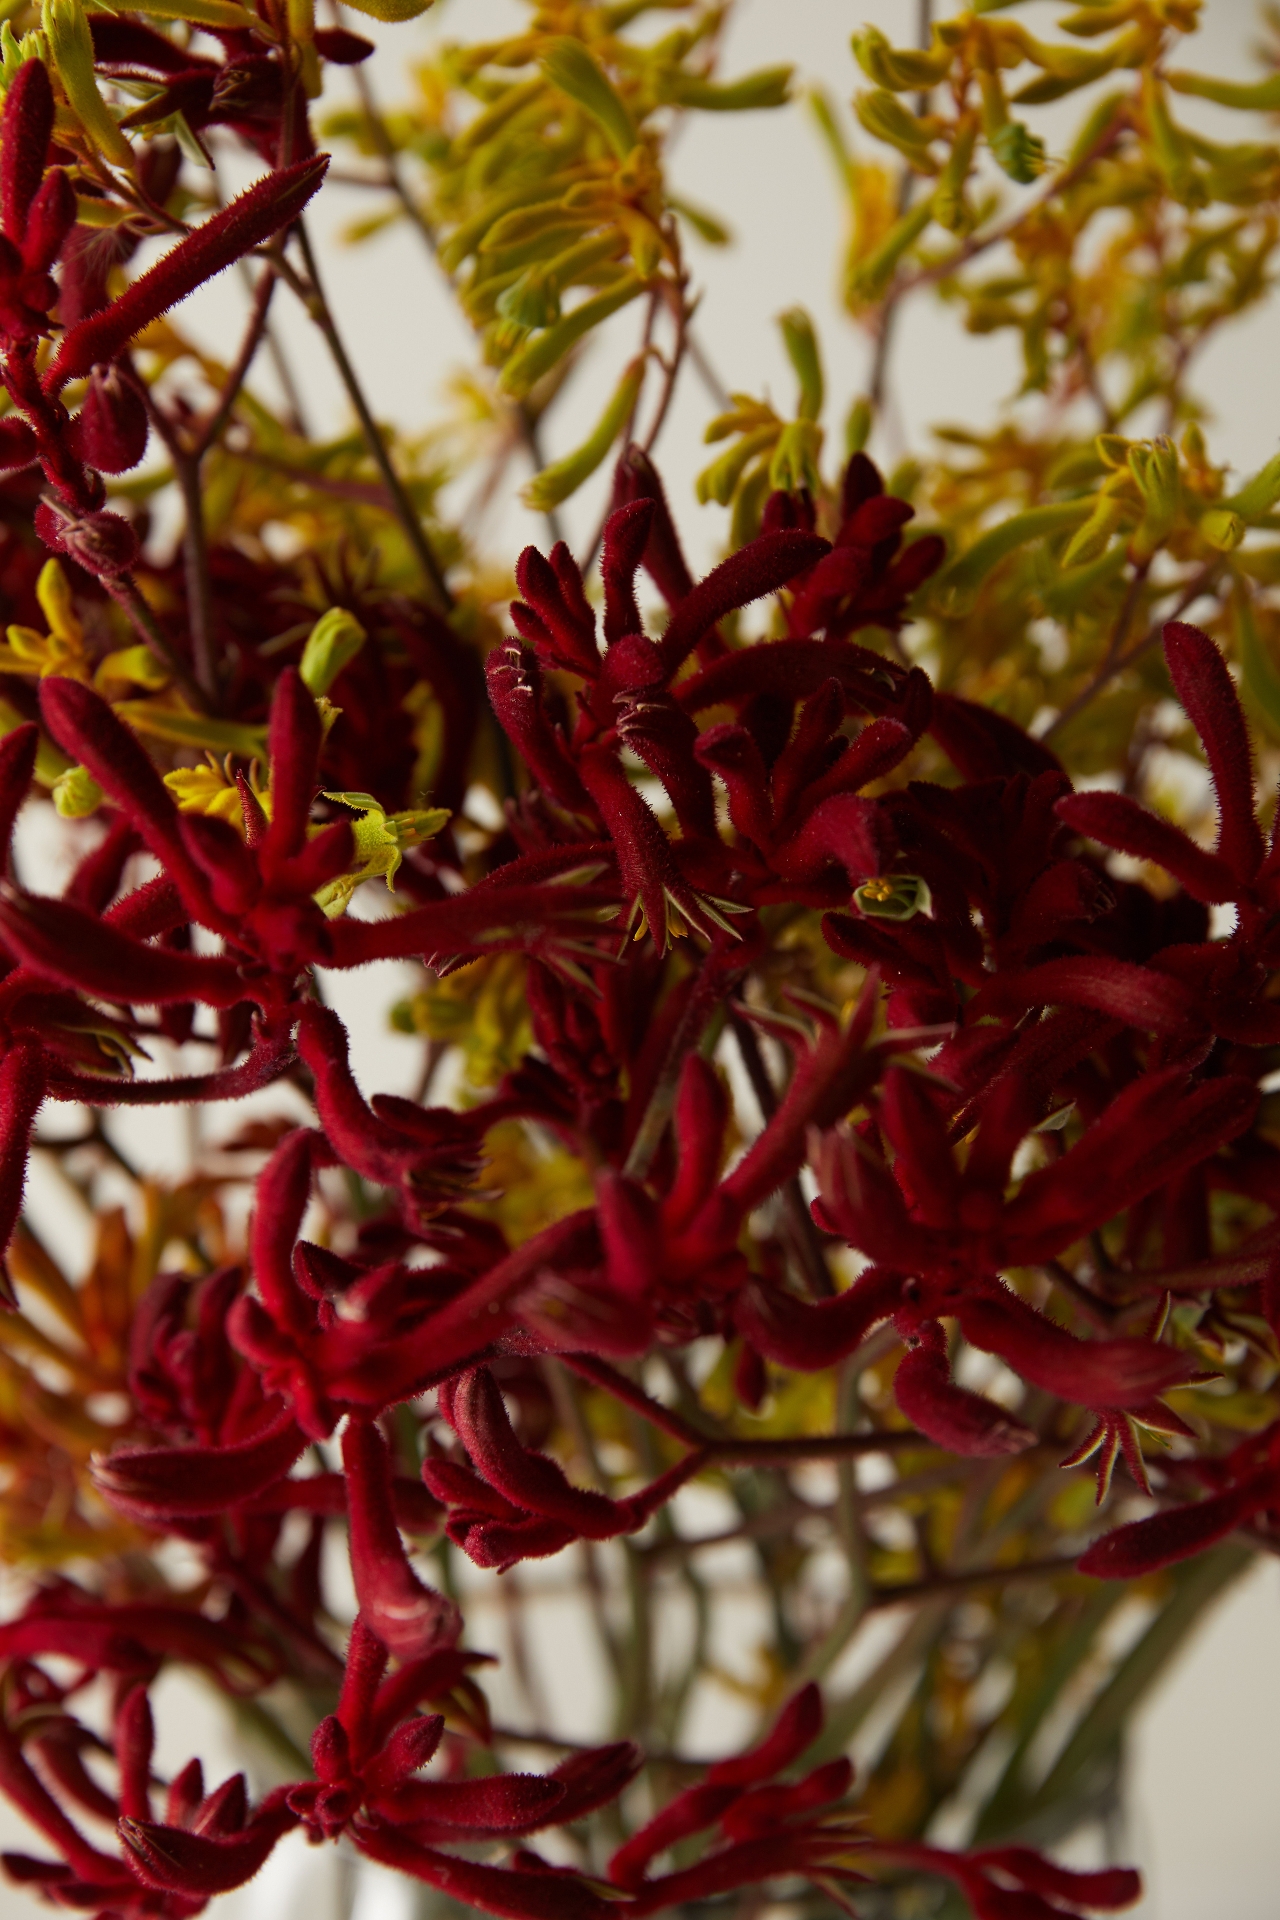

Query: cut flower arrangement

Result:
[0,0,1276,1914]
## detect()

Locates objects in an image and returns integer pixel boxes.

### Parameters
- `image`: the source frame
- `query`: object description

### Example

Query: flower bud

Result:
[34,500,138,575]
[51,763,103,818]
[299,606,366,695]
[1199,506,1246,551]
[70,364,149,473]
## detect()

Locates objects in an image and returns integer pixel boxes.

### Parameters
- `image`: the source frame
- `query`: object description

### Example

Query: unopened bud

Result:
[1199,507,1246,551]
[299,607,366,695]
[70,364,149,474]
[52,763,103,817]
[35,499,138,576]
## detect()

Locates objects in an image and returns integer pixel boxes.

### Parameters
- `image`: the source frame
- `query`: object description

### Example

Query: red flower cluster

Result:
[3,305,1272,1902]
[7,408,1258,1904]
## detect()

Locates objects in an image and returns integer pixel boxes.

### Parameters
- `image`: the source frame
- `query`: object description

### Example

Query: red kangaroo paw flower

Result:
[114,1686,154,1824]
[601,498,654,643]
[719,1757,854,1839]
[609,1782,739,1889]
[1163,620,1264,883]
[178,811,261,917]
[1077,1480,1267,1578]
[971,1848,1141,1910]
[1001,1069,1256,1265]
[294,1000,412,1183]
[0,414,36,471]
[0,1720,126,1887]
[34,504,139,579]
[379,1770,566,1835]
[879,1065,963,1228]
[966,956,1197,1035]
[22,168,76,276]
[611,442,696,607]
[315,26,375,61]
[276,815,354,894]
[718,979,880,1220]
[893,1321,1037,1456]
[657,528,829,677]
[359,1713,444,1795]
[343,1417,461,1660]
[45,156,329,391]
[353,1824,614,1920]
[733,1267,901,1371]
[625,1832,865,1914]
[956,1287,1202,1410]
[663,1054,728,1233]
[336,1613,389,1755]
[120,1792,297,1896]
[614,685,716,840]
[796,716,914,814]
[597,1168,664,1301]
[104,874,186,939]
[578,741,717,947]
[546,1742,643,1823]
[0,61,54,245]
[0,1039,43,1268]
[91,1408,306,1521]
[708,1681,824,1786]
[164,1759,204,1829]
[770,791,889,888]
[486,643,593,813]
[247,1125,320,1332]
[323,878,615,969]
[38,677,212,914]
[930,690,1064,781]
[260,667,320,863]
[695,723,774,847]
[438,1365,698,1548]
[512,542,599,675]
[1056,790,1239,904]
[0,890,246,1006]
[69,363,149,474]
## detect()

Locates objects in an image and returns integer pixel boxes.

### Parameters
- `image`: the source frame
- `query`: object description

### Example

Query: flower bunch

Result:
[0,2,1277,1916]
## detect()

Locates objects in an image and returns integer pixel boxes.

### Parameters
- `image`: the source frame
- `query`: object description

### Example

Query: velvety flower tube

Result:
[956,1286,1203,1411]
[0,1040,45,1266]
[733,1266,902,1372]
[511,540,600,676]
[965,956,1197,1036]
[0,61,54,247]
[38,677,217,921]
[893,1319,1037,1456]
[120,1789,298,1897]
[342,1416,461,1660]
[1000,1069,1257,1265]
[600,497,655,644]
[432,1365,700,1547]
[0,891,248,1006]
[259,667,322,867]
[1162,619,1264,884]
[610,442,697,606]
[352,1825,613,1920]
[656,528,829,676]
[90,1406,307,1522]
[44,156,329,391]
[1056,789,1240,904]
[1077,1480,1269,1578]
